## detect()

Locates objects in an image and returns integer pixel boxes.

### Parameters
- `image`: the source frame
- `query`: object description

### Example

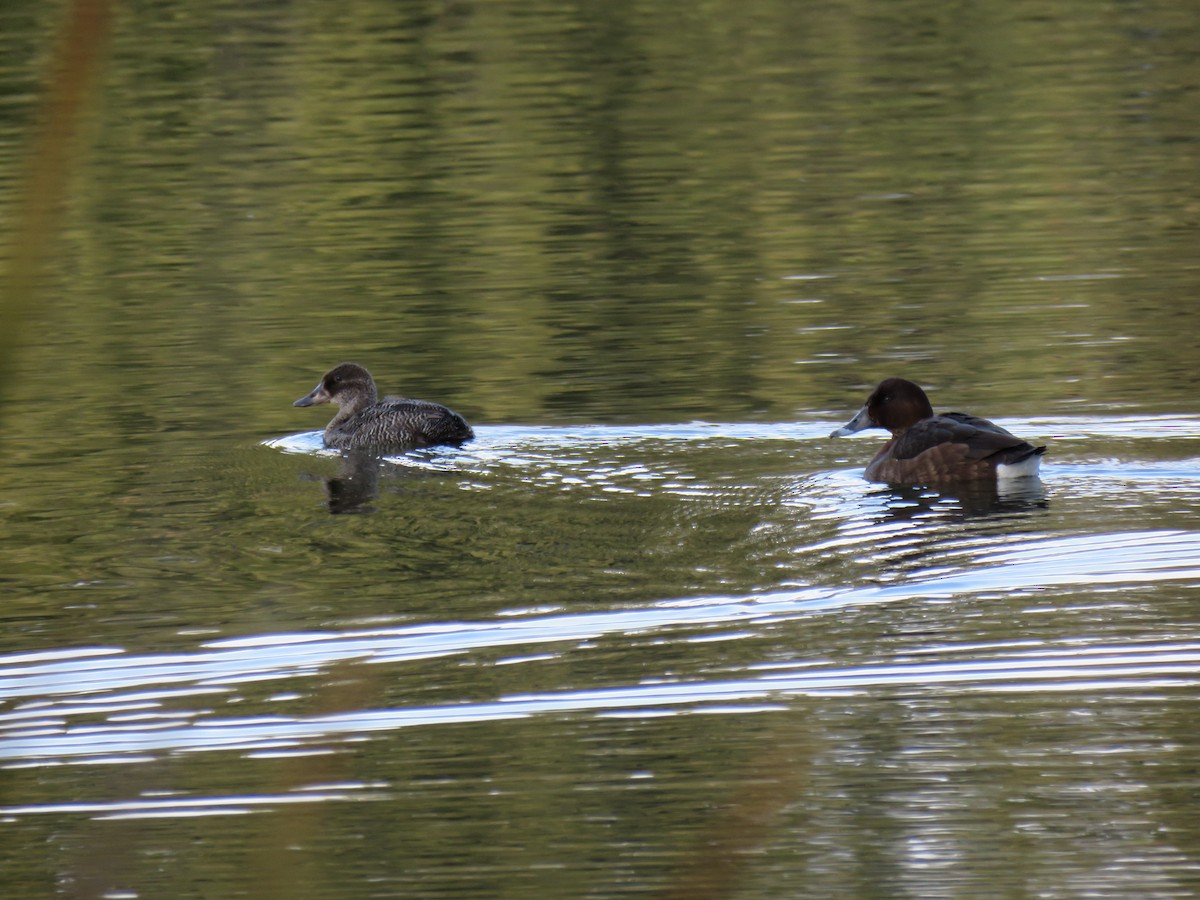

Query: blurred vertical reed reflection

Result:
[662,713,818,899]
[0,0,113,408]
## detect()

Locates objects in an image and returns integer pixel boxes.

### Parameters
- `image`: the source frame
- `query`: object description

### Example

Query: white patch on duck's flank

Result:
[997,454,1043,480]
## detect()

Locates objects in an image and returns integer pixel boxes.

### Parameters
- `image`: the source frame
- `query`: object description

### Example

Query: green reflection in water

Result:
[0,0,1196,438]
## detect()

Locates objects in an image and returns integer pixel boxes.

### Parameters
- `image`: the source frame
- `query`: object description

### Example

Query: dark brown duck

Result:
[831,377,1045,484]
[294,362,474,452]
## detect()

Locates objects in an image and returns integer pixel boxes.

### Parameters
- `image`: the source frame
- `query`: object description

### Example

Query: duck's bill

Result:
[293,383,329,407]
[830,405,873,438]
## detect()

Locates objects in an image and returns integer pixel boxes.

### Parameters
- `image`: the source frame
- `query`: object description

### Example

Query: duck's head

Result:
[294,362,377,409]
[830,377,934,437]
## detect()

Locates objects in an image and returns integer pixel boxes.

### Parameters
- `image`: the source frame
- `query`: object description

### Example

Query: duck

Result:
[293,362,474,452]
[830,377,1044,483]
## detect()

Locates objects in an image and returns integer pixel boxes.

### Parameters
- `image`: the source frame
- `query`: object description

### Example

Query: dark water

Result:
[3,1,1200,897]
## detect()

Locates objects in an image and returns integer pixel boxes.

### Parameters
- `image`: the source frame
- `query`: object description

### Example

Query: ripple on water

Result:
[3,632,1200,776]
[6,420,1194,800]
[2,528,1199,772]
[264,418,1200,505]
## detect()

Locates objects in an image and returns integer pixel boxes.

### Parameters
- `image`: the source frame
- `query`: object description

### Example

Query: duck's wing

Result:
[893,413,1034,463]
[376,397,474,444]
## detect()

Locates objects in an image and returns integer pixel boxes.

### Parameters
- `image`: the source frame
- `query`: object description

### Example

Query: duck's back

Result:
[326,396,474,451]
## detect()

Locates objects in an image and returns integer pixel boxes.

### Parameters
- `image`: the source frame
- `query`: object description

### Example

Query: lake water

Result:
[3,0,1200,897]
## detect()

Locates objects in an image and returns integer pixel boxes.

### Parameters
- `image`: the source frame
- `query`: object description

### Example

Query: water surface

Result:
[2,0,1200,897]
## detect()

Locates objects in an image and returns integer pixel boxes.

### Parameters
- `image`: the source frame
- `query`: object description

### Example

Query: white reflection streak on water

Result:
[264,415,1200,456]
[2,643,1200,764]
[1,529,1198,764]
[0,786,389,821]
[2,531,1197,703]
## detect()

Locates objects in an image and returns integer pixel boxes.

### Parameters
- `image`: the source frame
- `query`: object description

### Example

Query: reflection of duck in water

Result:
[868,479,1048,523]
[294,362,474,452]
[832,377,1045,484]
[320,451,382,515]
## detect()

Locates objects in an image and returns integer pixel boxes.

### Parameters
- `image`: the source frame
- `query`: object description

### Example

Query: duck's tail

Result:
[997,444,1045,479]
